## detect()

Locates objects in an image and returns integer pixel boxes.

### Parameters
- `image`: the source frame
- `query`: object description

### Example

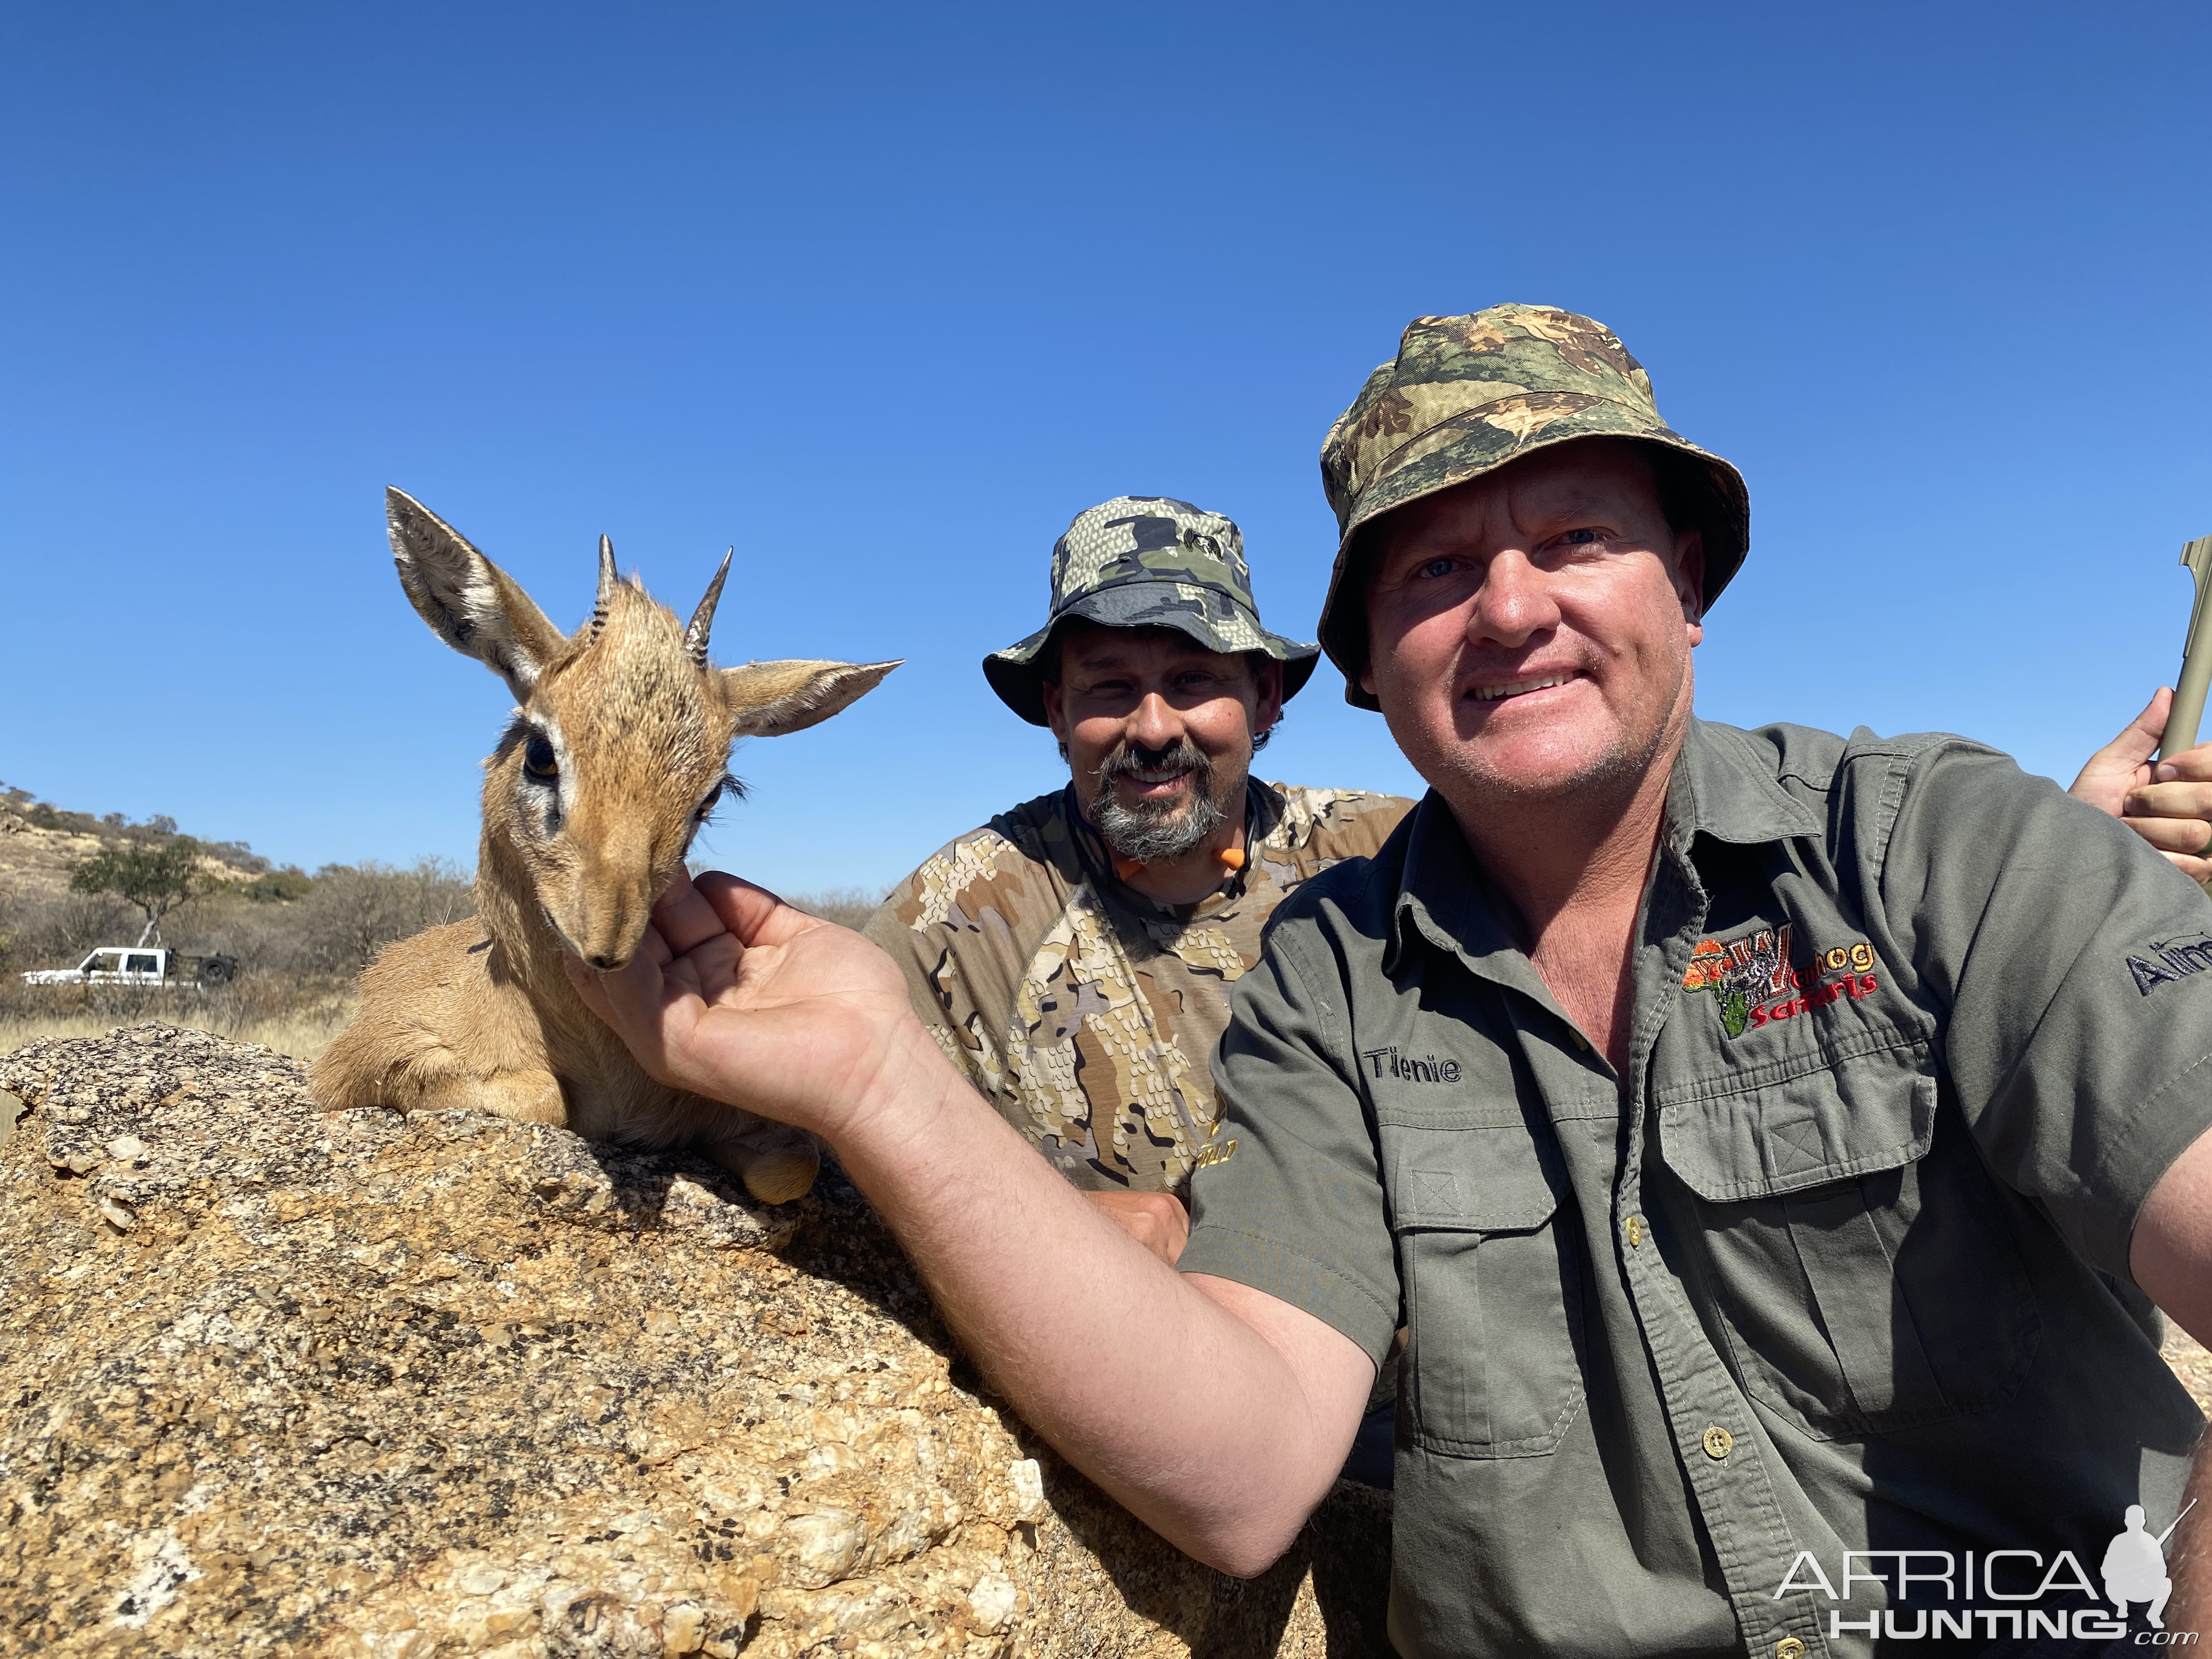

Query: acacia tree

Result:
[69,837,214,946]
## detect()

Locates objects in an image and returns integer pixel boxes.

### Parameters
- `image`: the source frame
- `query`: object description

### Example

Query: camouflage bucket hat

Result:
[1316,303,1750,710]
[984,495,1321,726]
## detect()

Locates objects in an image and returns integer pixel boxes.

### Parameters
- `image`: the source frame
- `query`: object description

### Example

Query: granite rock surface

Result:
[0,1026,1390,1658]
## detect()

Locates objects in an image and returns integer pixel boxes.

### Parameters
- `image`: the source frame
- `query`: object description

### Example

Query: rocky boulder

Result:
[0,1026,1390,1658]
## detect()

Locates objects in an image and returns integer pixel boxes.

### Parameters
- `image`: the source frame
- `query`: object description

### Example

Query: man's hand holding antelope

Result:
[563,870,924,1147]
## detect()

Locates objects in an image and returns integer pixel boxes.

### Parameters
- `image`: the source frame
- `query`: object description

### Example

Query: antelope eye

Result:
[522,734,558,780]
[695,783,722,821]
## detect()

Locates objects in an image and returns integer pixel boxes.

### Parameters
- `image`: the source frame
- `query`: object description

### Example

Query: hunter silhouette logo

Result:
[2104,1500,2193,1629]
[1683,924,1878,1037]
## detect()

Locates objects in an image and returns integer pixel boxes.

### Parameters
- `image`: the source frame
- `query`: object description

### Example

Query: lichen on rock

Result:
[0,1026,1390,1657]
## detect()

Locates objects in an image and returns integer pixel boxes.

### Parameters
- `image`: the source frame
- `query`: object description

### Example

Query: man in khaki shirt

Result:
[575,311,2212,1656]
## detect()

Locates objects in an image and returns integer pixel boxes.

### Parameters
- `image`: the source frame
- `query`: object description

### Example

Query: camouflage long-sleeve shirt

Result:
[864,781,1412,1194]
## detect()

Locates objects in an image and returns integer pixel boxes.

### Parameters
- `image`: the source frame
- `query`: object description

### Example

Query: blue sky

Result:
[6,2,2210,895]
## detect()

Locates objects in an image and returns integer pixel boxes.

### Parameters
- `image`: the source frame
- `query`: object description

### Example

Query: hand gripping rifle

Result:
[2162,535,2212,760]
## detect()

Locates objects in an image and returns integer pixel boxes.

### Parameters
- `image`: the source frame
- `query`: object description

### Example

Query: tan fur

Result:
[313,491,898,1205]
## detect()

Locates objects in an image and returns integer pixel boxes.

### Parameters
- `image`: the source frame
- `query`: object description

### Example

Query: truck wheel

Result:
[200,962,232,986]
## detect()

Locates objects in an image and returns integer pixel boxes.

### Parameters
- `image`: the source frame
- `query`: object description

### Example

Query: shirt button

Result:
[1775,1640,1807,1659]
[1624,1216,1644,1248]
[1701,1425,1734,1460]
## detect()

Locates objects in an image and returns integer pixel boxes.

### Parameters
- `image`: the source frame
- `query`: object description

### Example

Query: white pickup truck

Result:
[21,947,239,989]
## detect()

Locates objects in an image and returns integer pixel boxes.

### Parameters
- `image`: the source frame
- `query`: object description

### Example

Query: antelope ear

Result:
[386,488,567,703]
[719,658,901,737]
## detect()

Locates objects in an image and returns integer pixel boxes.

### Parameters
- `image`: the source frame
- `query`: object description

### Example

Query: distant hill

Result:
[0,783,278,903]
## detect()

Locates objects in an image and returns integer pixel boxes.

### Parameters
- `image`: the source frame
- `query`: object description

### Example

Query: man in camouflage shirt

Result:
[864,497,1409,1235]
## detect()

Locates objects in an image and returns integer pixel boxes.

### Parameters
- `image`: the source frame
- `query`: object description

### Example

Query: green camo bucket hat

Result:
[984,495,1321,726]
[1316,303,1750,710]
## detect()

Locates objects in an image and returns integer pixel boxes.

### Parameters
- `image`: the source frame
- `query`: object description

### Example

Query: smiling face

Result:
[1040,622,1282,864]
[1358,439,1706,812]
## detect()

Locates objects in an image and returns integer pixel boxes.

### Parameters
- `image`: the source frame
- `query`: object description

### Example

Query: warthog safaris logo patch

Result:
[1681,923,1879,1038]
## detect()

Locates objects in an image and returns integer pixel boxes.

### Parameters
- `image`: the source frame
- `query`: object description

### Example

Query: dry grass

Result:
[0,887,882,1072]
[0,992,356,1065]
[2,857,471,1070]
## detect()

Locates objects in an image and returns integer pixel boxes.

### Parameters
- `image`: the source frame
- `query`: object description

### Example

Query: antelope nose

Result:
[587,953,621,971]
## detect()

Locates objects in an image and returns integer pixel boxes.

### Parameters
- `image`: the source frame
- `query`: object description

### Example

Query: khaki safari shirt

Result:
[865,780,1409,1193]
[1182,720,2212,1659]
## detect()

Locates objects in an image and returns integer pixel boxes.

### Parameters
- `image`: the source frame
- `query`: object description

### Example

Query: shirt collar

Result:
[1664,717,1822,849]
[1387,718,1820,972]
[1386,794,1533,988]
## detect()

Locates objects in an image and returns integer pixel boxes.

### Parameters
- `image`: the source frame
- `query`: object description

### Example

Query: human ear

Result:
[1040,679,1069,742]
[1672,529,1706,621]
[1251,658,1285,735]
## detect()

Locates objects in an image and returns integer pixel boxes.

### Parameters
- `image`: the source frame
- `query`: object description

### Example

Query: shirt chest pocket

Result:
[1384,1114,1589,1459]
[1654,1040,2040,1440]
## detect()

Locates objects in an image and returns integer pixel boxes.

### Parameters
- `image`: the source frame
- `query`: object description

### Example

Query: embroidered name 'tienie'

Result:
[1361,1046,1463,1083]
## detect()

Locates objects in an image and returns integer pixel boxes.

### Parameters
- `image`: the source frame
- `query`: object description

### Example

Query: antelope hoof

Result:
[740,1148,820,1205]
[713,1139,820,1205]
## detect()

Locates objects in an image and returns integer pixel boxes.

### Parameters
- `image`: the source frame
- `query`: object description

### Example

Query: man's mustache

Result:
[1087,735,1234,866]
[1097,740,1211,788]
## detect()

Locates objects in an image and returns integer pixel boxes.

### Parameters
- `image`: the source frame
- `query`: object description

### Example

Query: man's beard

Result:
[1089,739,1237,865]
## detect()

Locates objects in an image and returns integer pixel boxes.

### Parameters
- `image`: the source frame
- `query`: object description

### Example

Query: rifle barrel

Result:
[2156,1497,2198,1548]
[2162,535,2212,759]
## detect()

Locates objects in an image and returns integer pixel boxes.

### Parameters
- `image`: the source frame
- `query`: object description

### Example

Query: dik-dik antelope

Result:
[313,489,898,1203]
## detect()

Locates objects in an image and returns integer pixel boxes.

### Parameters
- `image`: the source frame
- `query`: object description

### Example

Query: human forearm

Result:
[2133,1128,2212,1355]
[2167,1430,2212,1636]
[824,1022,1362,1572]
[570,875,1368,1573]
[2134,1130,2212,1632]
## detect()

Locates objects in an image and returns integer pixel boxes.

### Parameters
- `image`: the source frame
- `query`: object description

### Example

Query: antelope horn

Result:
[685,549,733,664]
[590,535,617,636]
